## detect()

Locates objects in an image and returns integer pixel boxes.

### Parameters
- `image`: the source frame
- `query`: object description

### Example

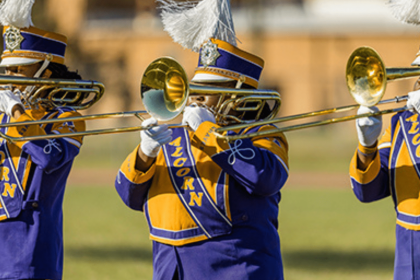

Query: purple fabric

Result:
[0,108,81,280]
[198,48,262,82]
[394,224,420,279]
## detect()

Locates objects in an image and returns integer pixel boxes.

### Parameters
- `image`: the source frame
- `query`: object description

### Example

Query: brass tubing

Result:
[0,123,189,142]
[0,75,105,110]
[216,105,408,142]
[190,85,279,97]
[0,110,149,128]
[216,103,360,133]
[216,95,408,141]
[386,67,420,81]
[0,110,189,142]
[0,75,103,88]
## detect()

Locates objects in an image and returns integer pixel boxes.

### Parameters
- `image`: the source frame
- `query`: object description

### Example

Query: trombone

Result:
[0,57,281,142]
[214,46,416,141]
[0,75,105,110]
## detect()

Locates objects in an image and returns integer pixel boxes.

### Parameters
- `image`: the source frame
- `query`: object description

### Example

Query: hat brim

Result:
[191,73,234,84]
[0,57,42,67]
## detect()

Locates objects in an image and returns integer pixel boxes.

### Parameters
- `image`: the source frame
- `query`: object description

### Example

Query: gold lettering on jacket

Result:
[172,147,183,157]
[174,158,187,167]
[0,167,10,181]
[0,151,11,195]
[189,192,204,206]
[406,114,420,157]
[182,177,195,190]
[2,183,17,198]
[169,136,203,207]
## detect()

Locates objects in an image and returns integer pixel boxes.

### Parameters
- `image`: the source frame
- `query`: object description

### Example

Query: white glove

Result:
[182,105,216,131]
[0,89,23,117]
[406,89,420,114]
[140,118,172,158]
[356,106,382,147]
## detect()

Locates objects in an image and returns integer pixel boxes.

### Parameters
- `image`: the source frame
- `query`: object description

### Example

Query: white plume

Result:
[0,0,35,28]
[387,0,420,25]
[156,0,237,52]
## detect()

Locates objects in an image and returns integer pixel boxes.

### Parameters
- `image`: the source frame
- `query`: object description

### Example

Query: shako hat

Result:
[0,0,67,67]
[387,0,420,65]
[157,0,264,89]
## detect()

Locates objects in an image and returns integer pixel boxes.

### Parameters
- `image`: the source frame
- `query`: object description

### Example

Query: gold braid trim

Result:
[196,66,241,80]
[2,52,48,60]
[1,52,63,64]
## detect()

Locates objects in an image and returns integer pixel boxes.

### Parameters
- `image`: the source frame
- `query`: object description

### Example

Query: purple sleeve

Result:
[20,138,80,174]
[211,138,289,196]
[115,170,151,211]
[350,147,391,202]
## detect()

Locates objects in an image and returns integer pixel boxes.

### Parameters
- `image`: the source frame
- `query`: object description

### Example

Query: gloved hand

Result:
[140,118,172,158]
[406,89,420,114]
[0,89,23,117]
[356,105,382,147]
[182,104,216,131]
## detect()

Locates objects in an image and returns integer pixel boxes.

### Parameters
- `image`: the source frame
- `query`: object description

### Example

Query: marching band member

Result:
[349,2,420,279]
[0,1,86,279]
[350,83,420,280]
[115,0,289,279]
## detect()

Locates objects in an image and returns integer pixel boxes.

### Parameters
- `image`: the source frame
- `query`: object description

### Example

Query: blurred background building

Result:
[4,0,420,129]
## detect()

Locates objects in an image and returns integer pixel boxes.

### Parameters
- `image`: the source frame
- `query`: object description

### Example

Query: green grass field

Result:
[62,126,397,279]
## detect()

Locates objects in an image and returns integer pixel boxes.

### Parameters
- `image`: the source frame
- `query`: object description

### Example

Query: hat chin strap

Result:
[21,59,51,107]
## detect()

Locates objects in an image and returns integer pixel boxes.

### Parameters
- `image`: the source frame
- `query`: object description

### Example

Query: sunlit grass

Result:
[280,188,395,280]
[63,185,153,280]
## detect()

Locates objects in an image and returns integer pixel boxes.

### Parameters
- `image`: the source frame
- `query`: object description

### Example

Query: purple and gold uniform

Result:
[0,3,87,278]
[350,110,420,279]
[0,108,85,280]
[116,122,289,279]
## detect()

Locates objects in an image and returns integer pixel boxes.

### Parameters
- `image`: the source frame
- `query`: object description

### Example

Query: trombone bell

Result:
[346,46,420,107]
[141,57,189,121]
[346,46,386,107]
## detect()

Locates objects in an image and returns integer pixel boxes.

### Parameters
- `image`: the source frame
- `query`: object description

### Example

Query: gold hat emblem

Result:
[4,26,24,52]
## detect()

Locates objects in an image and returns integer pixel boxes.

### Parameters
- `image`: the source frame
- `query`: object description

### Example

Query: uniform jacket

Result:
[0,107,85,280]
[116,121,289,280]
[350,110,420,279]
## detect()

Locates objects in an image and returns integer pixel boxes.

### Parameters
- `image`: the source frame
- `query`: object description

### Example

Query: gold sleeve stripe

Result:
[62,137,81,148]
[150,233,208,246]
[51,131,82,148]
[349,149,381,184]
[252,134,289,171]
[21,156,32,191]
[224,174,231,220]
[397,219,420,231]
[120,145,157,184]
[275,154,289,174]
